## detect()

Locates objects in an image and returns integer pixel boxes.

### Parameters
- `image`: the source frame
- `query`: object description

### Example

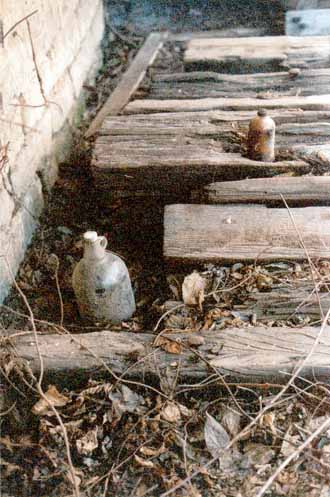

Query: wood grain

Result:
[205,176,330,205]
[148,69,330,99]
[124,94,330,114]
[164,204,330,262]
[184,35,330,71]
[11,326,330,385]
[85,32,167,138]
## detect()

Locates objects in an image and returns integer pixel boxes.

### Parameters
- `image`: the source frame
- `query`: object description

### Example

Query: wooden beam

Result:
[184,35,330,71]
[205,176,330,205]
[124,94,330,114]
[148,68,330,99]
[85,32,167,138]
[10,326,330,385]
[164,204,330,263]
[92,141,308,195]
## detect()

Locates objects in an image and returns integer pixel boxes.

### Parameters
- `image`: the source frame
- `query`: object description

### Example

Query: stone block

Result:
[0,175,43,301]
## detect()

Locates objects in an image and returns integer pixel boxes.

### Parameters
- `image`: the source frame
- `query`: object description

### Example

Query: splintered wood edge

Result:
[10,327,330,384]
[85,31,168,138]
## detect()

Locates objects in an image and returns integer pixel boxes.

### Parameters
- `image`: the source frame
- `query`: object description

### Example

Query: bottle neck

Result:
[83,242,106,261]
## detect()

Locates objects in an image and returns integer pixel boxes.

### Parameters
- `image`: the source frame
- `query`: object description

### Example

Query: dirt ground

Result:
[2,3,330,497]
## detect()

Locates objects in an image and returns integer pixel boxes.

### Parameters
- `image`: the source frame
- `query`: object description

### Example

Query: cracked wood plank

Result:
[164,204,330,263]
[148,68,330,99]
[184,35,330,71]
[124,94,330,114]
[205,176,330,205]
[10,326,330,385]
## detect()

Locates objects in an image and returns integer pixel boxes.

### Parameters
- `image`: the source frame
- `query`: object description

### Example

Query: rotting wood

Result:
[205,176,330,205]
[235,283,330,322]
[184,35,330,71]
[164,204,330,263]
[164,278,330,322]
[99,109,330,136]
[92,142,308,196]
[9,326,330,385]
[85,32,167,138]
[147,68,330,99]
[124,94,330,114]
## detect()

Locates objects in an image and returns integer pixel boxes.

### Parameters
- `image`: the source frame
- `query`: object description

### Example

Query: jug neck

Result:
[83,231,107,261]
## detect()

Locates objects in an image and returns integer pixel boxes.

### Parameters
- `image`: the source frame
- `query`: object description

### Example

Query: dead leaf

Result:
[108,384,145,418]
[204,412,230,458]
[161,402,181,423]
[222,407,241,437]
[140,444,166,457]
[154,336,182,354]
[134,454,155,468]
[182,271,206,309]
[32,385,70,416]
[242,443,275,468]
[281,429,300,459]
[259,412,277,436]
[76,427,98,455]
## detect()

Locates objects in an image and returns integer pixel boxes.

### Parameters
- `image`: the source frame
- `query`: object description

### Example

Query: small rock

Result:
[187,335,205,347]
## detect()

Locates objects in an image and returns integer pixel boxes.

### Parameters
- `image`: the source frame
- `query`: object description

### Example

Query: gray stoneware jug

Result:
[72,231,136,323]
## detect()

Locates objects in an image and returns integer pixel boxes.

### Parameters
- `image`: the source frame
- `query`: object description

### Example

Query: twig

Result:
[0,401,16,417]
[53,255,64,327]
[4,10,38,39]
[5,259,80,497]
[256,414,330,497]
[108,24,140,48]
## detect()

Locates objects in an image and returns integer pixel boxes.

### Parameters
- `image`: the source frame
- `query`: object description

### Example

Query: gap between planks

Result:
[85,31,168,138]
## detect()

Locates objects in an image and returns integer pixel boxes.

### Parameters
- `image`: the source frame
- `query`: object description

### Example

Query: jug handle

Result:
[99,236,108,249]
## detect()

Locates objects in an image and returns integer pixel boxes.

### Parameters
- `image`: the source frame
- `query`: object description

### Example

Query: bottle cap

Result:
[257,109,267,117]
[84,231,98,243]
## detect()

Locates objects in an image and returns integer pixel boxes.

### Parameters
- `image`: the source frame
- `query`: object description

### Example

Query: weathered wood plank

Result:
[148,69,330,99]
[164,204,330,263]
[98,112,330,149]
[11,326,330,384]
[205,176,330,205]
[184,35,330,72]
[124,94,330,114]
[236,283,330,322]
[92,141,308,195]
[85,32,167,138]
[100,109,330,134]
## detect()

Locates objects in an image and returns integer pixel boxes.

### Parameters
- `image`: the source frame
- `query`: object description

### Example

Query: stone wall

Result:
[0,0,104,301]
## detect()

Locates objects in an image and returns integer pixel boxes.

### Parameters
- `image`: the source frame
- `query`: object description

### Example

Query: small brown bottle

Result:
[247,109,275,162]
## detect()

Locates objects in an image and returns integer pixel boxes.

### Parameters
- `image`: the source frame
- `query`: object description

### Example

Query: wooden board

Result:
[11,326,330,385]
[100,109,330,133]
[92,140,308,195]
[98,112,330,149]
[184,35,330,72]
[85,32,167,138]
[164,204,330,263]
[205,176,330,205]
[124,94,330,114]
[148,68,330,99]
